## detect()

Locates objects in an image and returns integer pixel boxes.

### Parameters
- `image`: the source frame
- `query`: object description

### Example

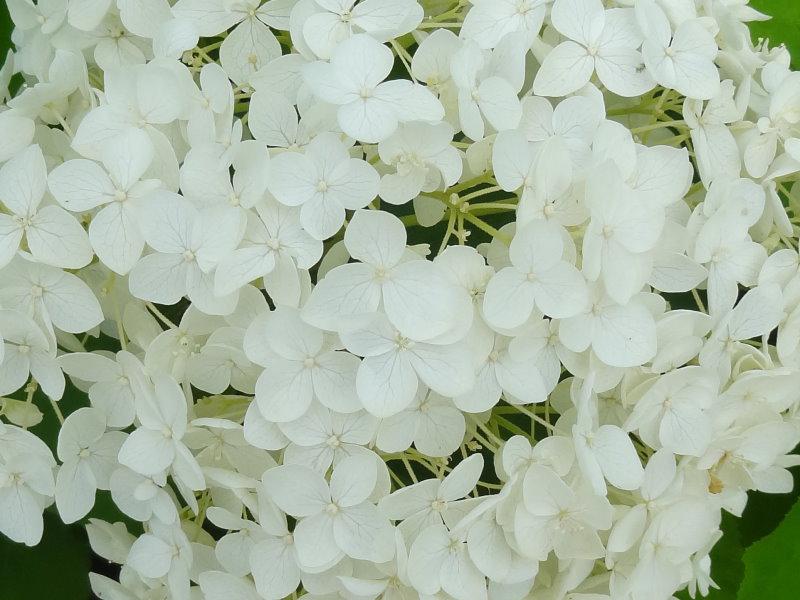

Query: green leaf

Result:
[0,3,10,56]
[749,0,800,66]
[0,513,90,598]
[738,498,800,599]
[738,471,800,547]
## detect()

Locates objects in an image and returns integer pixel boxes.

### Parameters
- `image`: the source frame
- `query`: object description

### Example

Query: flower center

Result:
[395,334,414,351]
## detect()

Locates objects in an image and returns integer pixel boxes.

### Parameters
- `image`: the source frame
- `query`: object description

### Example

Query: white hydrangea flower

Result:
[48,129,158,274]
[636,0,720,100]
[262,455,395,570]
[0,309,64,399]
[303,208,472,341]
[0,423,56,546]
[250,306,360,422]
[303,34,444,142]
[55,407,126,523]
[118,373,205,495]
[301,0,423,60]
[268,133,379,240]
[514,464,612,560]
[533,0,653,98]
[483,219,589,329]
[461,0,547,49]
[128,193,246,315]
[378,121,462,205]
[0,144,93,270]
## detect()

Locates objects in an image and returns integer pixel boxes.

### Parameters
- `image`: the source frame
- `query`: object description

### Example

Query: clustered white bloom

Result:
[1,1,799,599]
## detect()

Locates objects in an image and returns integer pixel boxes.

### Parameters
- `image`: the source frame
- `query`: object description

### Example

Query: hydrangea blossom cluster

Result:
[1,0,800,599]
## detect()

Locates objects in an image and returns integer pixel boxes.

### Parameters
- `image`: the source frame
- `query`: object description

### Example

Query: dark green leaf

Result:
[738,498,800,599]
[0,513,90,598]
[749,0,800,67]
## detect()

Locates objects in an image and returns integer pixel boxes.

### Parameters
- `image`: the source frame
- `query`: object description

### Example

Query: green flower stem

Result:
[460,185,504,202]
[49,397,64,425]
[146,302,177,329]
[462,212,512,244]
[631,119,686,135]
[511,404,556,433]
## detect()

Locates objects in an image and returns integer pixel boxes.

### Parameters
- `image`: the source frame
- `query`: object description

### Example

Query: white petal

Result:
[172,0,241,36]
[534,262,590,319]
[415,402,465,457]
[375,79,445,124]
[483,267,536,330]
[42,270,104,334]
[48,159,114,212]
[312,351,361,413]
[248,90,299,146]
[356,351,418,417]
[0,113,35,163]
[440,453,483,501]
[532,41,594,97]
[221,19,282,85]
[659,404,710,456]
[338,97,399,143]
[551,0,605,46]
[137,65,185,124]
[267,151,316,207]
[334,502,395,562]
[593,425,644,491]
[595,47,654,97]
[477,76,522,132]
[250,538,301,600]
[55,459,97,523]
[593,302,657,368]
[344,208,406,266]
[127,533,173,579]
[330,455,376,507]
[0,484,44,546]
[89,203,144,275]
[384,260,468,341]
[0,215,22,268]
[199,572,261,600]
[262,464,329,517]
[128,252,189,305]
[409,342,474,398]
[118,428,175,476]
[293,511,342,572]
[255,360,314,422]
[301,262,382,332]
[27,206,93,269]
[299,191,346,240]
[302,11,350,59]
[0,144,46,215]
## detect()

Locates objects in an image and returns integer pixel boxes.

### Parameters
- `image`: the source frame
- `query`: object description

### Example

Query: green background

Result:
[0,1,799,598]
